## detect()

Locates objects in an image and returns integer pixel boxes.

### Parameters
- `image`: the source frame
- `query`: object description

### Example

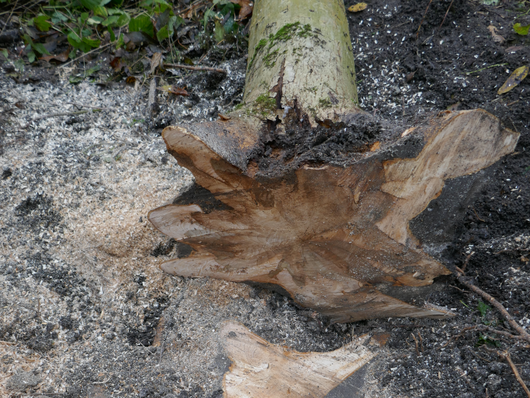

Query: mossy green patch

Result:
[247,22,316,71]
[319,98,332,108]
[263,49,279,68]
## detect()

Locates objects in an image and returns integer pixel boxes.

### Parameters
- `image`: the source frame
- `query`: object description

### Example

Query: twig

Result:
[455,266,530,344]
[442,325,525,348]
[472,207,486,222]
[148,77,158,115]
[460,251,474,273]
[416,0,433,39]
[59,41,115,69]
[438,0,455,31]
[0,0,18,37]
[163,63,226,73]
[500,351,530,398]
[31,110,90,122]
[411,333,420,355]
[466,63,508,75]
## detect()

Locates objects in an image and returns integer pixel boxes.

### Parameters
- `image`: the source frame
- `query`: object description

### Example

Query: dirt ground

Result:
[1,0,529,397]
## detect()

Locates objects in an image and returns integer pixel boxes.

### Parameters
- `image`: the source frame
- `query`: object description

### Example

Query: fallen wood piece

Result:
[163,63,226,73]
[220,321,376,398]
[455,265,530,344]
[500,350,530,398]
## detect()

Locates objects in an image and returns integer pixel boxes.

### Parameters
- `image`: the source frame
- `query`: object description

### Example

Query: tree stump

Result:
[149,0,519,322]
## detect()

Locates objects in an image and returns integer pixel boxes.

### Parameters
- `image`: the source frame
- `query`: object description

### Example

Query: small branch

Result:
[455,265,530,344]
[460,251,474,273]
[466,63,508,75]
[442,325,526,348]
[59,41,115,69]
[438,0,455,31]
[411,333,420,355]
[0,0,18,37]
[500,351,530,398]
[163,63,226,73]
[0,340,15,345]
[148,77,158,116]
[416,0,433,39]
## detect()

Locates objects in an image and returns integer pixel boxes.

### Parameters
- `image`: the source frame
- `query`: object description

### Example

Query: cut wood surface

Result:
[220,321,376,398]
[149,109,519,322]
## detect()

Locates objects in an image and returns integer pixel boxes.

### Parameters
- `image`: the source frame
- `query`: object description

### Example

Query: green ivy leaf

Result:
[80,0,102,11]
[156,25,169,42]
[69,75,84,84]
[68,31,82,45]
[28,50,36,63]
[224,14,235,34]
[116,32,125,49]
[94,6,109,17]
[85,64,101,76]
[82,37,101,48]
[0,49,8,60]
[32,42,51,55]
[108,26,116,41]
[88,16,105,25]
[51,11,68,24]
[33,14,52,32]
[129,15,154,37]
[214,20,225,42]
[101,16,119,26]
[107,8,130,26]
[514,23,530,35]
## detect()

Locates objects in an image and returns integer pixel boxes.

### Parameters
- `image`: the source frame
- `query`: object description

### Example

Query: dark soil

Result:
[345,0,530,397]
[1,0,529,397]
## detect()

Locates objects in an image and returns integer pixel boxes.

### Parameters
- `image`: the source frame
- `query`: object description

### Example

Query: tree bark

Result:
[149,0,520,322]
[243,0,359,123]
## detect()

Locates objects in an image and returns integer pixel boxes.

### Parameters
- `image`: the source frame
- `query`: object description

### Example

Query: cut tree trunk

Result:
[149,0,519,322]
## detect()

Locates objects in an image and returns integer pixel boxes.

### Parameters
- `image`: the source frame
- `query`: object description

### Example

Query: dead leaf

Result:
[487,25,505,44]
[406,70,416,83]
[371,332,390,347]
[231,0,253,20]
[40,49,70,63]
[125,76,137,84]
[218,113,231,121]
[150,52,163,75]
[370,141,380,151]
[158,85,188,96]
[348,2,367,12]
[110,57,125,72]
[498,65,529,95]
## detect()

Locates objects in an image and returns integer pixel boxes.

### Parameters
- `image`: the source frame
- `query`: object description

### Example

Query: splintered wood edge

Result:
[220,321,377,398]
[377,109,519,246]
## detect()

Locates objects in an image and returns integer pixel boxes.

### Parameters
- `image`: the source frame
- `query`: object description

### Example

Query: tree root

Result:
[455,253,530,344]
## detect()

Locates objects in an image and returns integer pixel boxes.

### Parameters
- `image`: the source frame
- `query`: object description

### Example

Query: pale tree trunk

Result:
[243,0,359,123]
[149,0,519,322]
